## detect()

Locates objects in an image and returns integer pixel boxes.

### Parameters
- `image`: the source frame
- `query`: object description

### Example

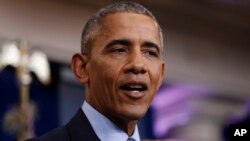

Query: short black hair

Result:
[81,1,163,55]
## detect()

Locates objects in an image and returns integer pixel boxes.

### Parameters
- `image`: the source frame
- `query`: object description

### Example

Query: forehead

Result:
[97,12,162,47]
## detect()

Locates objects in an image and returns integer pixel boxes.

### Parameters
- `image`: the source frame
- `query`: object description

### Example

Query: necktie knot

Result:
[127,137,136,141]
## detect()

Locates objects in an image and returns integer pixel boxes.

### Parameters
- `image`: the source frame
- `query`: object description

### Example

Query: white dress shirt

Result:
[82,101,140,141]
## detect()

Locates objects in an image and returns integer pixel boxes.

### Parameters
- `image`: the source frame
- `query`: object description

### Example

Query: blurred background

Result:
[0,0,249,141]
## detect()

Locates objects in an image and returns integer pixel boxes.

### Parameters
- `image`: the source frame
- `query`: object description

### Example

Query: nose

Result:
[123,51,147,74]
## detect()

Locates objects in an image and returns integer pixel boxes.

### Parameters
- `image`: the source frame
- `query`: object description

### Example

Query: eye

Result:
[115,48,126,53]
[110,47,127,54]
[144,50,158,57]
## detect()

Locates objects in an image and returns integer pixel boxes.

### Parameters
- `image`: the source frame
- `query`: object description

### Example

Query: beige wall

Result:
[0,0,94,63]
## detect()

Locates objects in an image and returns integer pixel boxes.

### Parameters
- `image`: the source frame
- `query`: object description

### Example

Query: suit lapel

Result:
[66,108,100,141]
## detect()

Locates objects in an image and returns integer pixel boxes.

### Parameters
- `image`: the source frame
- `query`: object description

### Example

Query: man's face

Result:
[85,13,164,121]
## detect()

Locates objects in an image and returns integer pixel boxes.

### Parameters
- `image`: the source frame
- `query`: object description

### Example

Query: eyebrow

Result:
[104,38,160,53]
[105,39,132,49]
[142,41,160,53]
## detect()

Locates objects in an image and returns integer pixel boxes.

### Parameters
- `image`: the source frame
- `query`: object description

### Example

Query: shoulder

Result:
[26,108,100,141]
[25,126,70,141]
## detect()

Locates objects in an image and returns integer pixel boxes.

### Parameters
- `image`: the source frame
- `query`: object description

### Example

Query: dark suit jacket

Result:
[26,108,100,141]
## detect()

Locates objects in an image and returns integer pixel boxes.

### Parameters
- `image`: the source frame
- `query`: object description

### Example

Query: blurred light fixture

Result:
[0,40,51,141]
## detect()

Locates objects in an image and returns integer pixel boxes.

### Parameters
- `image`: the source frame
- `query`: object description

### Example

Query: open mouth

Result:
[120,83,147,92]
[119,82,148,99]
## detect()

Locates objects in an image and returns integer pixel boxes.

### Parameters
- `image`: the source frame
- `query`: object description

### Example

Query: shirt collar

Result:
[82,101,140,141]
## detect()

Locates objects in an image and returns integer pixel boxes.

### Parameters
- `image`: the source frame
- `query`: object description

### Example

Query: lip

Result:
[119,80,148,99]
[120,90,146,99]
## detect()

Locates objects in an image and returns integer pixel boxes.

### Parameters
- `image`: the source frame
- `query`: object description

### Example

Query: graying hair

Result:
[81,1,163,55]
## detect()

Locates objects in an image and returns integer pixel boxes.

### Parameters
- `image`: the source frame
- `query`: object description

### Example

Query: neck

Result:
[86,95,139,136]
[110,118,138,136]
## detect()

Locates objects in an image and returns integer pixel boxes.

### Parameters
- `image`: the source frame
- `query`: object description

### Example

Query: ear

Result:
[161,62,165,81]
[157,62,165,89]
[71,53,89,83]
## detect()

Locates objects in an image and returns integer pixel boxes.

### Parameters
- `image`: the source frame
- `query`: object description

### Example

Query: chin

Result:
[129,113,146,120]
[121,106,148,120]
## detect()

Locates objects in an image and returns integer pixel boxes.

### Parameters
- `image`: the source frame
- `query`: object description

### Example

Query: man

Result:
[27,1,165,141]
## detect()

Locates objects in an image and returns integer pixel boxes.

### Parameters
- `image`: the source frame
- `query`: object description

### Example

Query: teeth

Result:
[120,83,147,91]
[129,85,142,89]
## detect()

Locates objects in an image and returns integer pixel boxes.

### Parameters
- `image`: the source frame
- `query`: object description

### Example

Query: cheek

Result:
[140,63,162,107]
[89,59,122,96]
[96,60,121,82]
[149,63,163,90]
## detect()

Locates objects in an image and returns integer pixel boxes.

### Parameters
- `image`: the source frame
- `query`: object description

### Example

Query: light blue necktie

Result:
[127,137,136,141]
